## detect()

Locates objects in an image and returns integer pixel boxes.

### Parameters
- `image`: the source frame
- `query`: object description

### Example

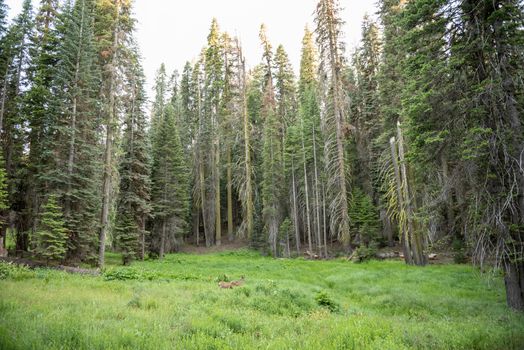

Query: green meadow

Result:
[1,250,523,350]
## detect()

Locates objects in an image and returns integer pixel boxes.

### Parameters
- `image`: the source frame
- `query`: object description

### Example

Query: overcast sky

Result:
[6,0,378,99]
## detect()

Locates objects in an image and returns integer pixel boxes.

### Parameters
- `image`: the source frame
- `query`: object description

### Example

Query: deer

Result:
[218,281,234,289]
[231,276,245,287]
[218,276,245,289]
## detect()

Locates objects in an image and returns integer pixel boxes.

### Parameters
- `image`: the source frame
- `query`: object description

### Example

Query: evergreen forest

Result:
[0,0,524,348]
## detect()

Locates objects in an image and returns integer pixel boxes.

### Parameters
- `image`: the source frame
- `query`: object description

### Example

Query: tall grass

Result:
[1,250,523,349]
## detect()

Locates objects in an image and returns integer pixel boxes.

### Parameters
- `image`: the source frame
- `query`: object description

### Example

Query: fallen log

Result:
[376,252,398,259]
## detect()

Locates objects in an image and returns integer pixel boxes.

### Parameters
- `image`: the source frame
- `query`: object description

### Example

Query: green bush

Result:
[0,262,35,280]
[315,290,340,312]
[353,245,378,263]
[452,238,467,264]
[103,268,141,281]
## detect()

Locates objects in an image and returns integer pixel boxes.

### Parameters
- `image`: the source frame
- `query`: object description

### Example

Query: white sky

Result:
[6,0,379,99]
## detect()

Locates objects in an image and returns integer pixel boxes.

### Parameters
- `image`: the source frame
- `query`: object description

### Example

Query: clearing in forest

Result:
[1,250,523,349]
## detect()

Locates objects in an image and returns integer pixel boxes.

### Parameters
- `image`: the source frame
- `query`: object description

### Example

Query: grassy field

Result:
[1,250,523,350]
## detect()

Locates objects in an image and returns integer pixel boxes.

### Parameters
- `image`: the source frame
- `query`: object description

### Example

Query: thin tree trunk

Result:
[312,124,322,257]
[390,136,412,264]
[227,145,233,241]
[215,129,221,246]
[300,117,313,254]
[441,151,455,238]
[65,0,85,219]
[291,157,301,255]
[0,62,10,132]
[99,1,121,268]
[140,219,145,260]
[160,219,166,259]
[322,182,328,257]
[380,206,394,247]
[240,52,253,240]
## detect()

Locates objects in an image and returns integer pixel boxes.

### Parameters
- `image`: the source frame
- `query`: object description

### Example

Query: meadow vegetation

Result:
[1,250,523,350]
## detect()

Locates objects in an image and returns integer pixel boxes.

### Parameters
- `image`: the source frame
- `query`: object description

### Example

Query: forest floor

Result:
[1,250,523,350]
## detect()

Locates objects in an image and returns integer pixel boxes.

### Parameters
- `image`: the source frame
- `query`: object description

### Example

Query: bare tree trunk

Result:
[300,118,313,254]
[322,182,328,257]
[0,62,10,132]
[159,219,166,259]
[380,207,394,247]
[240,52,253,240]
[215,130,221,246]
[227,145,233,241]
[441,151,455,238]
[291,157,301,255]
[390,136,412,264]
[312,124,322,257]
[139,220,145,260]
[397,122,427,266]
[99,1,121,268]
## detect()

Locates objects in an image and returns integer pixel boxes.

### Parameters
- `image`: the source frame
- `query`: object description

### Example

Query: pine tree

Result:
[315,0,351,249]
[34,194,68,264]
[0,0,7,38]
[96,0,135,268]
[0,0,34,252]
[54,0,102,262]
[202,19,224,246]
[25,0,61,245]
[151,104,189,258]
[150,63,168,139]
[114,48,151,265]
[258,24,285,256]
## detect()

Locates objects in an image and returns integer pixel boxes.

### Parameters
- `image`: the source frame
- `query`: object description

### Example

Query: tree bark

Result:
[240,52,253,240]
[504,261,524,311]
[291,157,301,255]
[99,1,120,268]
[227,145,233,241]
[390,136,412,264]
[397,122,427,266]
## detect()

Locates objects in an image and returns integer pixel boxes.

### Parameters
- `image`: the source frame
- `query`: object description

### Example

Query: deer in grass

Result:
[231,276,245,287]
[218,281,234,289]
[218,276,245,289]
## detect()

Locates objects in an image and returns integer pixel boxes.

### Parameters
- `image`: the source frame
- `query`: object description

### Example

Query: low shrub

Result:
[103,268,141,281]
[353,245,378,263]
[315,290,340,312]
[0,262,35,280]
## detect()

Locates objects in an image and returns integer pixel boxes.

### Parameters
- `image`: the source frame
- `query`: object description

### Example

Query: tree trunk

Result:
[291,157,301,255]
[159,219,166,259]
[441,151,455,238]
[380,207,394,247]
[241,53,253,240]
[397,122,427,266]
[227,145,233,241]
[390,136,412,264]
[504,261,524,311]
[0,62,10,132]
[215,131,221,246]
[99,1,121,268]
[300,118,313,254]
[312,124,322,257]
[322,182,328,257]
[139,219,145,260]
